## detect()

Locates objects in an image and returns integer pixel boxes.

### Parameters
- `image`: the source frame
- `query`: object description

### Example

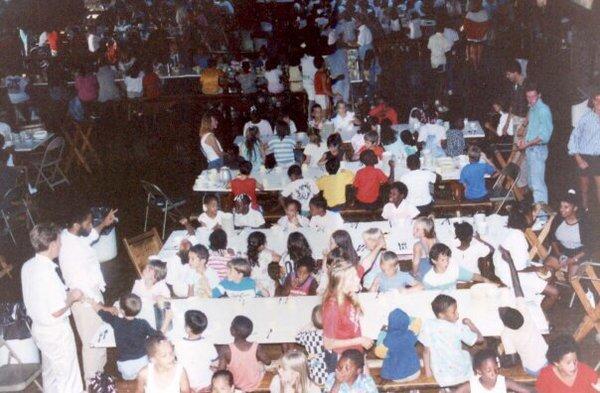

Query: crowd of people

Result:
[4,0,600,392]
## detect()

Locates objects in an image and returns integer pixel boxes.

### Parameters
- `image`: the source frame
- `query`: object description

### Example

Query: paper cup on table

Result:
[301,163,308,172]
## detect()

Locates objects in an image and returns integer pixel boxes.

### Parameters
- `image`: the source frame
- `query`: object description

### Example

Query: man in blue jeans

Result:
[518,82,553,204]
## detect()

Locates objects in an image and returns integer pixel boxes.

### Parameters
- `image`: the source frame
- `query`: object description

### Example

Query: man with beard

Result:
[59,206,118,386]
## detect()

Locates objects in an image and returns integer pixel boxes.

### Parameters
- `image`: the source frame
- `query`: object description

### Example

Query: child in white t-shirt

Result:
[381,181,420,227]
[233,194,265,228]
[247,231,281,297]
[308,196,344,235]
[131,259,171,327]
[277,199,310,230]
[167,310,218,392]
[280,165,319,215]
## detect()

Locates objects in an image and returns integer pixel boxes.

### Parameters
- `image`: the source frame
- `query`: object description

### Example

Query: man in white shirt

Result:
[400,154,438,215]
[356,18,374,61]
[308,196,344,235]
[59,207,117,384]
[22,223,84,393]
[427,25,452,70]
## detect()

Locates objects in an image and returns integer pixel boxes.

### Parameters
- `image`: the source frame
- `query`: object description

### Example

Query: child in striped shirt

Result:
[268,120,297,166]
[207,228,235,280]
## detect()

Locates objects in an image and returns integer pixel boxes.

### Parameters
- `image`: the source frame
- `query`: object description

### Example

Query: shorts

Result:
[314,94,330,111]
[117,355,148,380]
[578,155,600,176]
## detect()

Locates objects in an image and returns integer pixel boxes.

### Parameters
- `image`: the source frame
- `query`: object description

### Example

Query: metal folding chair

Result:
[491,162,523,214]
[0,336,43,392]
[30,137,69,191]
[141,180,186,239]
[1,169,36,245]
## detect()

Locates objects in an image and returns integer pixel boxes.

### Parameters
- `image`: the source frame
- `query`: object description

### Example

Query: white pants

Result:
[32,321,83,393]
[72,302,107,382]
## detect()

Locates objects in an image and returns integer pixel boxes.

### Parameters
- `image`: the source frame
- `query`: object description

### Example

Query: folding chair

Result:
[122,228,163,277]
[1,176,36,245]
[29,137,69,191]
[63,121,101,174]
[0,256,12,280]
[141,180,186,239]
[491,162,524,214]
[0,337,43,392]
[571,262,600,342]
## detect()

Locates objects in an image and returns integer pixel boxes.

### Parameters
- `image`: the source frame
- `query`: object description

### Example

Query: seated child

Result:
[281,257,318,296]
[381,181,420,227]
[136,335,190,392]
[316,158,355,209]
[87,293,165,380]
[423,243,489,290]
[197,194,226,229]
[279,164,319,215]
[233,193,266,229]
[318,133,350,165]
[303,129,328,166]
[324,349,378,393]
[295,305,328,385]
[211,370,243,393]
[381,308,421,382]
[247,231,281,297]
[169,310,218,392]
[455,348,531,393]
[180,194,226,231]
[165,239,195,297]
[230,160,262,210]
[353,149,394,208]
[188,244,221,297]
[459,145,498,201]
[212,258,262,298]
[131,259,170,326]
[370,251,423,293]
[354,130,384,160]
[269,350,321,393]
[267,120,297,166]
[277,199,310,230]
[207,228,235,280]
[400,130,418,156]
[443,116,466,157]
[218,315,271,392]
[308,195,344,235]
[418,294,484,387]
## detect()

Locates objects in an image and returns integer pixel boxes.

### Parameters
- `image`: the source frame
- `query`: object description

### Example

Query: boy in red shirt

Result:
[230,160,263,210]
[353,150,395,208]
[313,56,333,117]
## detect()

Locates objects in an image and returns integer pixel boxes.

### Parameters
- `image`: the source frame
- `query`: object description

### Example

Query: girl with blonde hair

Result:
[411,216,437,279]
[321,259,373,369]
[361,228,388,289]
[269,350,321,393]
[199,113,224,169]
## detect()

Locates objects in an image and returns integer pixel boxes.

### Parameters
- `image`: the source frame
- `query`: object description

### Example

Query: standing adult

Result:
[199,113,225,169]
[568,90,600,210]
[59,207,118,385]
[22,223,84,393]
[518,82,553,205]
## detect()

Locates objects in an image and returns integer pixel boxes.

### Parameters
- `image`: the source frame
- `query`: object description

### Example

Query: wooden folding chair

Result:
[571,262,600,342]
[525,206,556,261]
[122,228,163,277]
[0,256,13,280]
[63,121,101,174]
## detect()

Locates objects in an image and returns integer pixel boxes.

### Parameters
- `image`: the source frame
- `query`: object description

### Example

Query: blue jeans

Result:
[117,355,149,380]
[207,158,223,170]
[526,145,548,203]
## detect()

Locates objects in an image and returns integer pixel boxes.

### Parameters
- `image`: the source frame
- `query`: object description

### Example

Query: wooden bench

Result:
[116,364,534,392]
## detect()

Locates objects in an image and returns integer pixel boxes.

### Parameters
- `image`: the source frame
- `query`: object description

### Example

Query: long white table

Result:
[193,155,470,193]
[92,287,548,347]
[392,121,486,139]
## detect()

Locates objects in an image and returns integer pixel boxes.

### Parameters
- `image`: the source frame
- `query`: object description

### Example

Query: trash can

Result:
[90,207,118,263]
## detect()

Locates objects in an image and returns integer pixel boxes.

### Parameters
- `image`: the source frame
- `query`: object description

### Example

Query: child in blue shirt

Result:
[325,349,378,393]
[381,308,421,382]
[459,145,498,201]
[212,258,263,298]
[369,251,423,293]
[418,294,484,387]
